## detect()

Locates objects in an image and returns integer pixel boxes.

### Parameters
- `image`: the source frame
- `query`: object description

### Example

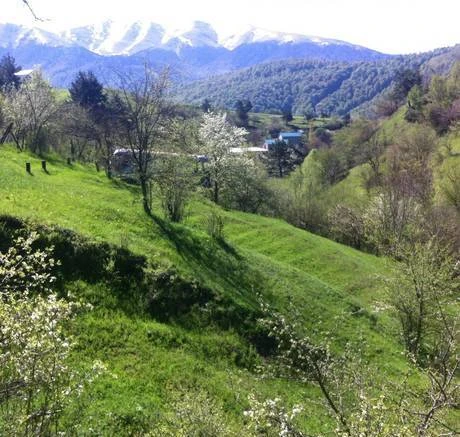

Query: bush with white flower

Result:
[0,232,104,435]
[244,394,304,437]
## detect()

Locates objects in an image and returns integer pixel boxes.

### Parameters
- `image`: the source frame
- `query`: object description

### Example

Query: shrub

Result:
[205,210,225,241]
[146,269,216,322]
[159,391,234,436]
[0,232,104,435]
[153,156,197,223]
[0,216,148,287]
[328,204,367,250]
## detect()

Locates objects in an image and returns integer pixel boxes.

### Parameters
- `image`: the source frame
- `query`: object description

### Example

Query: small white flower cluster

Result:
[244,394,304,437]
[335,393,412,437]
[0,231,58,295]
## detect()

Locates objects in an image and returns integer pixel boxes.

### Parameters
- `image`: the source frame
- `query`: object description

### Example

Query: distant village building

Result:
[263,139,277,149]
[112,148,135,175]
[263,131,305,150]
[230,146,268,154]
[112,148,210,176]
[14,69,35,82]
[279,131,304,146]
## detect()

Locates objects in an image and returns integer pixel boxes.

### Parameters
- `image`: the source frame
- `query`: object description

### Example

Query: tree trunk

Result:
[278,158,283,178]
[105,157,112,179]
[140,177,151,215]
[414,286,424,361]
[213,180,219,204]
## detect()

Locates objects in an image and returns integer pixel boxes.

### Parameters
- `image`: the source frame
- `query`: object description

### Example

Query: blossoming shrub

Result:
[244,394,304,437]
[0,232,103,435]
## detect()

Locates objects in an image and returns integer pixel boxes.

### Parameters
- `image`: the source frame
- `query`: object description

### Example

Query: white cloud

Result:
[2,0,459,53]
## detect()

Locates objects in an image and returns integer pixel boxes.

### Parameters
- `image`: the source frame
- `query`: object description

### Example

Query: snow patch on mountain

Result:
[61,20,165,55]
[0,20,371,56]
[221,25,346,50]
[162,21,220,52]
[0,23,68,48]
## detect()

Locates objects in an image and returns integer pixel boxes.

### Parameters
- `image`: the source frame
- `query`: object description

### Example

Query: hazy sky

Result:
[3,0,460,54]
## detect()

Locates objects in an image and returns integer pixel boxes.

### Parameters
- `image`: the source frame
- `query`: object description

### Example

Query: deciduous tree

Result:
[263,139,303,178]
[234,99,252,127]
[116,66,174,214]
[198,112,248,204]
[4,70,58,153]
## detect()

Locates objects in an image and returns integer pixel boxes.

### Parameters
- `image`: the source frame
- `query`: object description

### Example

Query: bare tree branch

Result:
[21,0,44,21]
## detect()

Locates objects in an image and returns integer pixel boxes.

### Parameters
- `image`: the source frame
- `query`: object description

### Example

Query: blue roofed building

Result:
[279,131,304,146]
[263,138,278,150]
[263,131,305,151]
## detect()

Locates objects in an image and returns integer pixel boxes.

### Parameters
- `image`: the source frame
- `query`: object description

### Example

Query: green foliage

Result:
[221,157,272,213]
[174,55,433,116]
[234,99,253,127]
[405,85,425,122]
[204,209,225,241]
[440,163,460,212]
[263,140,304,178]
[153,155,197,222]
[276,150,330,233]
[407,62,460,134]
[391,68,422,102]
[0,54,21,90]
[387,239,459,364]
[69,70,106,110]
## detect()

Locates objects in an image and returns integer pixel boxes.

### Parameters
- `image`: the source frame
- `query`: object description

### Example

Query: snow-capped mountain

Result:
[162,21,220,51]
[0,23,68,49]
[61,21,165,56]
[0,20,390,87]
[58,20,221,55]
[0,20,377,55]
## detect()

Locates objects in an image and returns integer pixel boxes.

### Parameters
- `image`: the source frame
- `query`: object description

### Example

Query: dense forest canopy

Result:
[173,52,440,116]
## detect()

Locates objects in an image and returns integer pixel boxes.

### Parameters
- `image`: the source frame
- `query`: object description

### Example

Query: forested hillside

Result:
[173,52,440,115]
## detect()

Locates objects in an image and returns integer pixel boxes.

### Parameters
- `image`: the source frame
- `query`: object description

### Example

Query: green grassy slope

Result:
[0,145,409,432]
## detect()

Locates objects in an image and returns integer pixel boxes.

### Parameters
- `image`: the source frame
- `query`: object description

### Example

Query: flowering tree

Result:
[253,300,459,436]
[199,112,248,204]
[4,70,58,153]
[0,232,104,434]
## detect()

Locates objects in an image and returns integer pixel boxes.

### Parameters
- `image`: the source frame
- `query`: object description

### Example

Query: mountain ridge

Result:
[0,20,387,57]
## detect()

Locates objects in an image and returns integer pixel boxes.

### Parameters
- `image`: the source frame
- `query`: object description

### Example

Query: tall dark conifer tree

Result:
[0,55,21,90]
